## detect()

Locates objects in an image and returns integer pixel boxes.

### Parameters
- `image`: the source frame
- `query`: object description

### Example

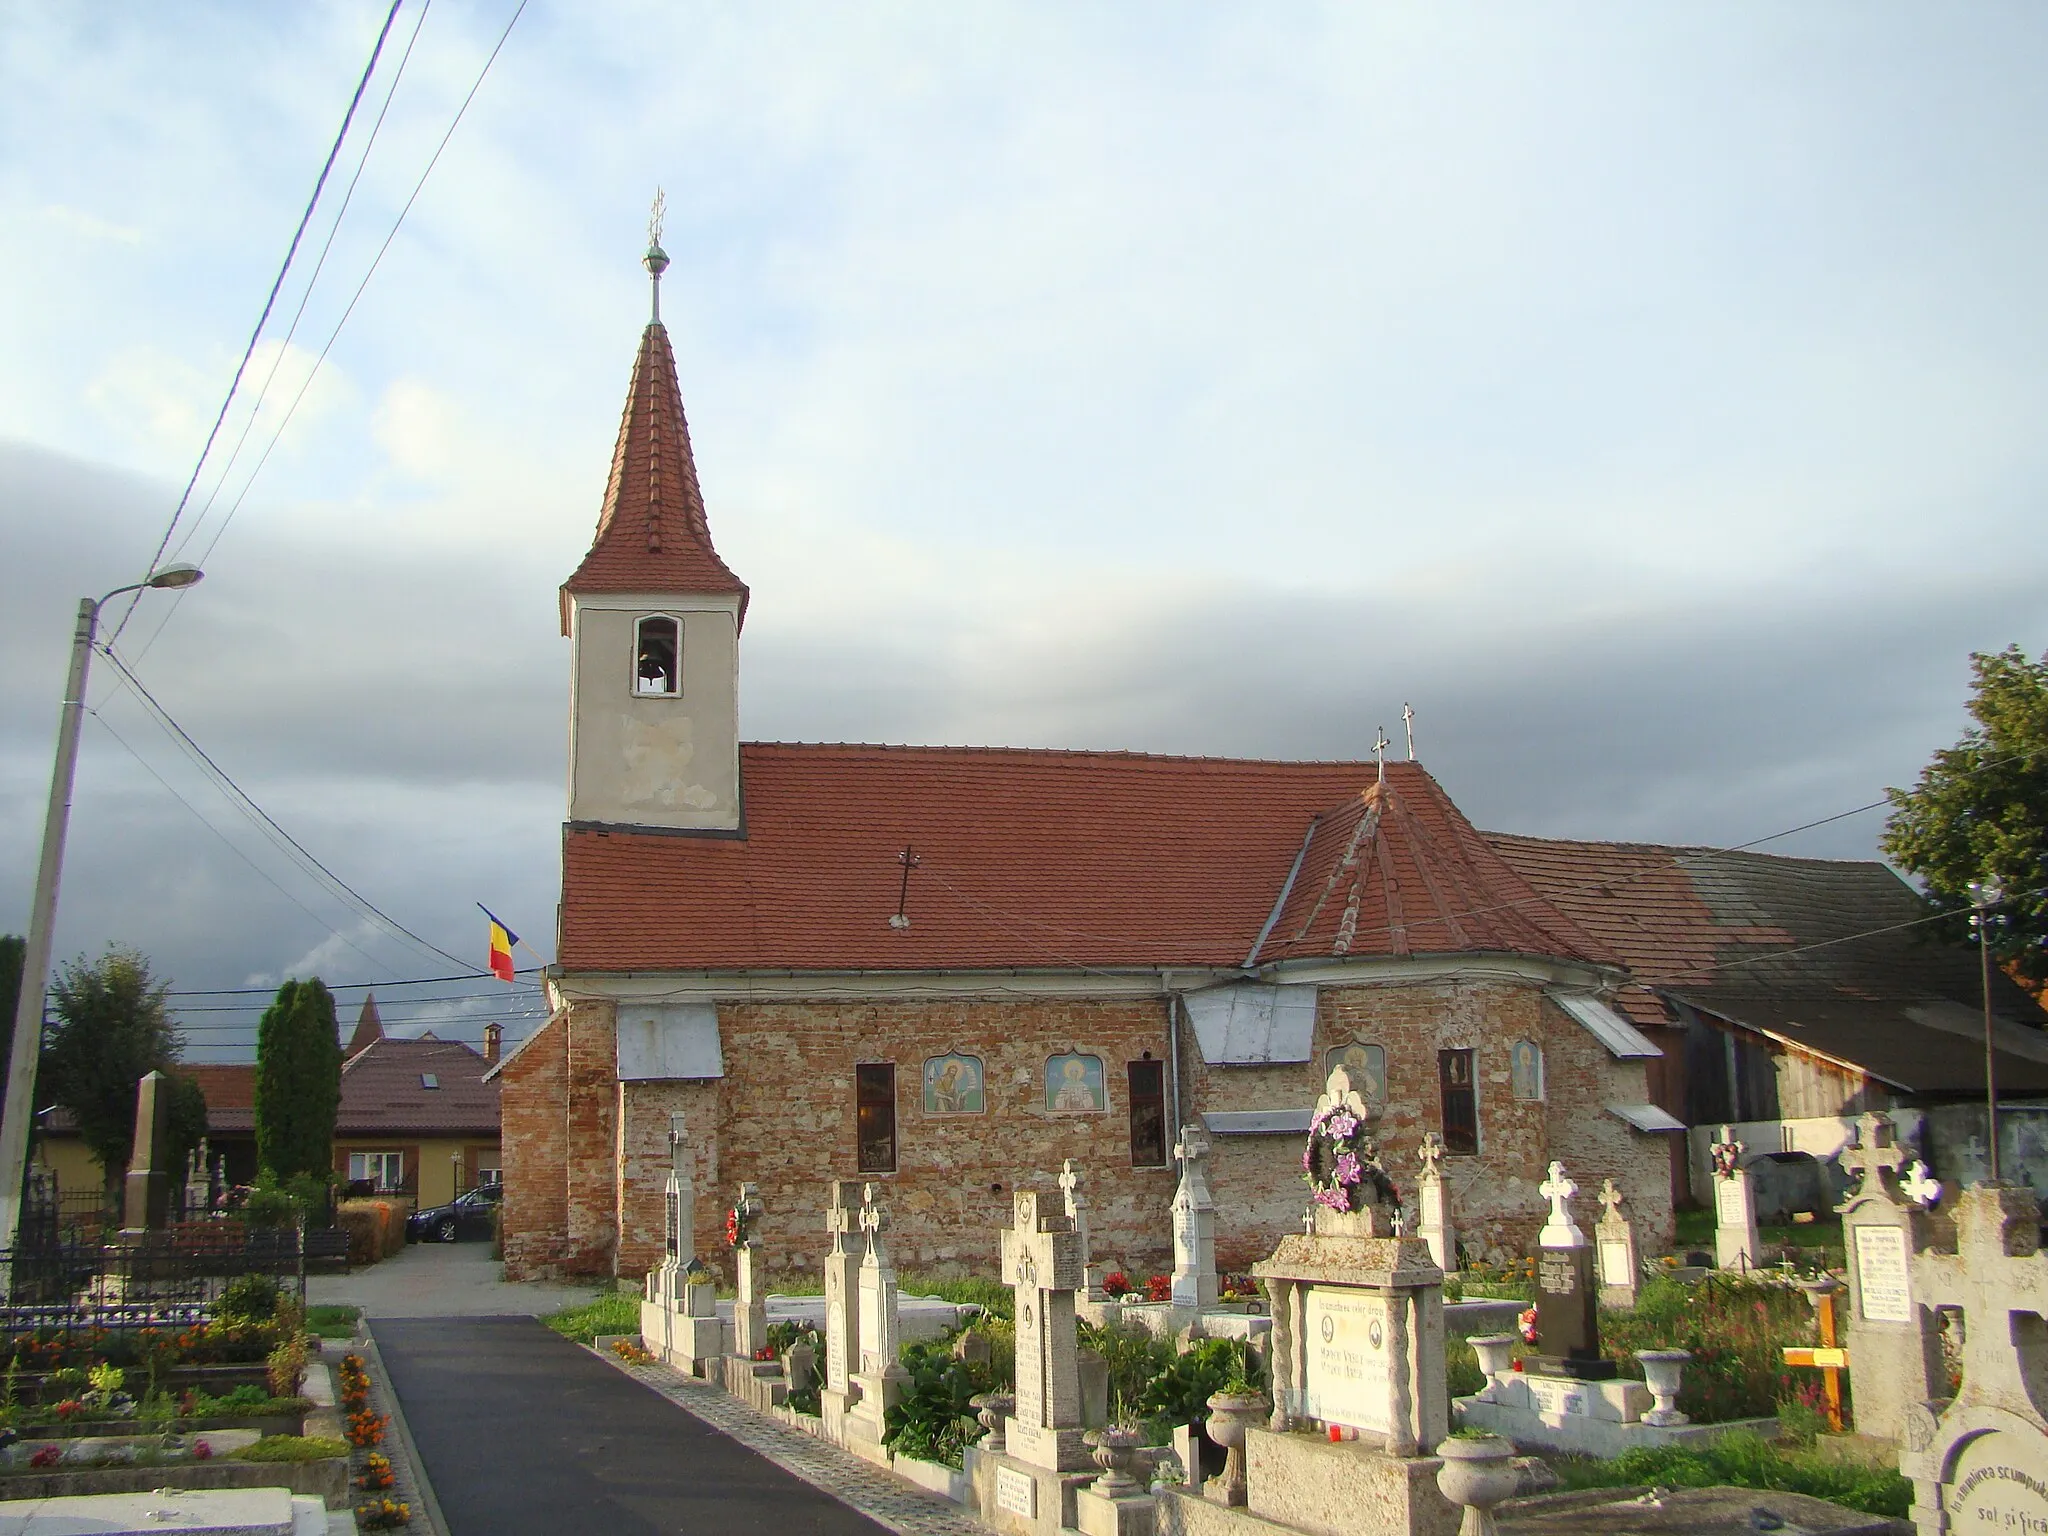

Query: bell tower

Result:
[561,204,748,834]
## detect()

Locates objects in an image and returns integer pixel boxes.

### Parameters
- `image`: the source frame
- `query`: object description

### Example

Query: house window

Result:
[856,1063,897,1173]
[1438,1049,1478,1155]
[634,615,680,695]
[477,1164,501,1187]
[1128,1059,1167,1168]
[348,1151,405,1192]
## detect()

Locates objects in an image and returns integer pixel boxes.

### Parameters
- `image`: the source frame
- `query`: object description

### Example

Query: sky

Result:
[3,3,2045,1060]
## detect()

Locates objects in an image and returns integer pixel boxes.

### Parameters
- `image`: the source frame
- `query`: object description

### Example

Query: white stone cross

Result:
[1538,1160,1585,1248]
[1599,1178,1625,1223]
[1417,1131,1447,1182]
[1175,1124,1212,1169]
[668,1112,689,1177]
[859,1182,890,1241]
[1839,1112,1909,1201]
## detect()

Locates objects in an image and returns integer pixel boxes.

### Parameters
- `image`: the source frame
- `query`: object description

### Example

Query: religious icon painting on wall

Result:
[1511,1040,1544,1101]
[1322,1041,1388,1108]
[922,1053,986,1115]
[1044,1053,1108,1114]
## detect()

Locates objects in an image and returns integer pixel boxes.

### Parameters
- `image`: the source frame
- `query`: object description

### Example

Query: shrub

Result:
[1551,1431,1911,1518]
[265,1335,308,1401]
[1079,1320,1174,1422]
[1135,1338,1263,1434]
[883,1333,996,1469]
[215,1275,283,1326]
[336,1200,406,1266]
[1601,1274,1816,1423]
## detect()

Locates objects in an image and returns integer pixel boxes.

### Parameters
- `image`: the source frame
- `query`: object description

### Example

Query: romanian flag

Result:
[480,906,519,982]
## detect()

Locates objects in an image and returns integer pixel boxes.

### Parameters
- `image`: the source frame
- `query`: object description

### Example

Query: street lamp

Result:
[0,564,205,1254]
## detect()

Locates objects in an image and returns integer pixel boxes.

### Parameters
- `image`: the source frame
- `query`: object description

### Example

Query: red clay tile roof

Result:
[1487,832,2048,1094]
[560,749,1617,974]
[338,1037,500,1137]
[560,321,747,635]
[181,1065,256,1134]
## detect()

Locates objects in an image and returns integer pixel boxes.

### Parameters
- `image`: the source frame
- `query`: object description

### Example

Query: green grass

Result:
[545,1291,641,1345]
[1549,1431,1910,1519]
[231,1434,350,1463]
[305,1306,359,1340]
[1672,1208,1845,1265]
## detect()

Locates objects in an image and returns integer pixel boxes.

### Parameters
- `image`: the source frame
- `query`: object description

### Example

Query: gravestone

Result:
[1247,1064,1456,1536]
[1529,1161,1614,1380]
[1170,1125,1218,1311]
[1414,1132,1455,1273]
[1060,1159,1106,1303]
[821,1178,864,1415]
[1003,1190,1089,1472]
[731,1181,767,1362]
[1594,1178,1639,1311]
[1899,1182,2048,1536]
[120,1070,174,1235]
[640,1112,723,1371]
[1709,1126,1761,1271]
[845,1182,910,1453]
[1835,1111,1944,1445]
[183,1137,212,1219]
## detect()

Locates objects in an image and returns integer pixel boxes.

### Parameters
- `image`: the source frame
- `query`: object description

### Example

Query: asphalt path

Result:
[375,1315,889,1536]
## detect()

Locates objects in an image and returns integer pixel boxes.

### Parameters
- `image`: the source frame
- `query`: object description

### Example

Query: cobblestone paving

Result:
[601,1351,993,1536]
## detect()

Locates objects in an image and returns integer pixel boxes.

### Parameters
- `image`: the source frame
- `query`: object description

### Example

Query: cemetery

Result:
[605,1063,2048,1536]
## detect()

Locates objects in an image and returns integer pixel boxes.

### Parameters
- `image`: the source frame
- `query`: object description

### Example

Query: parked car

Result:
[406,1182,502,1244]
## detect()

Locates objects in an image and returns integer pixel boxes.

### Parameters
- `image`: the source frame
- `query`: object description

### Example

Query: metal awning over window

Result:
[616,1002,725,1080]
[1201,1109,1315,1136]
[1183,984,1318,1064]
[1607,1103,1687,1133]
[1551,992,1662,1060]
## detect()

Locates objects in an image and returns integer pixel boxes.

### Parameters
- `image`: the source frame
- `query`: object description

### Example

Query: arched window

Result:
[635,615,680,695]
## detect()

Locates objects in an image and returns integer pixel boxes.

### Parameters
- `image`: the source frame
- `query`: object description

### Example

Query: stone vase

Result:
[1084,1424,1146,1496]
[1203,1391,1264,1507]
[970,1391,1015,1455]
[1435,1433,1520,1536]
[1635,1350,1691,1427]
[1467,1334,1518,1402]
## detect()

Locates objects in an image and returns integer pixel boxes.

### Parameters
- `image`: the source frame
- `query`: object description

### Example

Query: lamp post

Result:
[1969,879,2003,1184]
[0,564,204,1256]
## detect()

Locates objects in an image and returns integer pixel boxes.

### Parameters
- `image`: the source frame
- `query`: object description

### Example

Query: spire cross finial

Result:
[644,187,671,324]
[1403,703,1415,761]
[1374,727,1391,783]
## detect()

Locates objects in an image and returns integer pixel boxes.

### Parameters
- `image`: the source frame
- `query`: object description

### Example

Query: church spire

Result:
[559,205,748,637]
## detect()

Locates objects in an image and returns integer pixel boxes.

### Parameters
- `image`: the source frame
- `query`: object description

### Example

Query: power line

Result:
[105,0,406,650]
[169,969,543,997]
[95,644,481,976]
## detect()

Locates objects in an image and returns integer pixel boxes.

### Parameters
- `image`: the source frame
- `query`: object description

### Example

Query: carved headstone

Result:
[731,1181,766,1361]
[1059,1159,1105,1302]
[1710,1125,1761,1271]
[822,1179,863,1401]
[846,1183,909,1445]
[1836,1112,1943,1445]
[1415,1132,1454,1272]
[1170,1125,1218,1310]
[120,1070,173,1234]
[1001,1189,1089,1471]
[1900,1182,2048,1536]
[1594,1179,1639,1311]
[1530,1161,1613,1380]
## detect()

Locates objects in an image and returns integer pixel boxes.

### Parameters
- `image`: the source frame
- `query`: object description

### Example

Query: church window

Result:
[1127,1059,1167,1168]
[856,1063,897,1173]
[634,615,680,695]
[1438,1049,1478,1154]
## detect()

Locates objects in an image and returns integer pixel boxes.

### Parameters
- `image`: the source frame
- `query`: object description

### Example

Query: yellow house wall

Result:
[337,1137,501,1209]
[36,1137,107,1200]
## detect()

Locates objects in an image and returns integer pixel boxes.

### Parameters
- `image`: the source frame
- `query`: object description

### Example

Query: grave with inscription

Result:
[1062,1158,1115,1323]
[119,1070,174,1236]
[970,1189,1096,1536]
[1455,1162,1776,1457]
[640,1112,727,1372]
[819,1178,866,1440]
[843,1183,911,1459]
[1899,1181,2048,1536]
[1834,1112,1945,1446]
[716,1180,787,1407]
[1177,1064,1459,1536]
[1170,1126,1219,1311]
[1593,1178,1638,1311]
[1709,1126,1762,1271]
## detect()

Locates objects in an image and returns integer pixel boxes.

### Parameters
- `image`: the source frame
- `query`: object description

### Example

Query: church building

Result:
[493,248,1687,1281]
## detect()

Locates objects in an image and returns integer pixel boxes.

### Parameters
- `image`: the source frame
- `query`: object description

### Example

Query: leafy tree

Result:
[1883,645,2048,987]
[41,946,191,1199]
[253,979,341,1186]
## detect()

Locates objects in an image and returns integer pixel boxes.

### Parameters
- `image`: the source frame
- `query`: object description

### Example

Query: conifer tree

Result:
[253,978,342,1184]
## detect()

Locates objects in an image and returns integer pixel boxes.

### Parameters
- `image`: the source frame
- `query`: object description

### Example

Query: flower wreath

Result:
[1301,1101,1399,1214]
[1710,1139,1742,1180]
[725,1203,753,1248]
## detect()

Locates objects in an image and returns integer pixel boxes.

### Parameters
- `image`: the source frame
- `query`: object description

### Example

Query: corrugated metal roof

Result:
[1201,1109,1315,1136]
[1608,1103,1687,1133]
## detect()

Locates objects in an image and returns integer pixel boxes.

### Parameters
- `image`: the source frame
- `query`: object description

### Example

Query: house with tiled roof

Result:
[494,253,1689,1280]
[1489,834,2048,1210]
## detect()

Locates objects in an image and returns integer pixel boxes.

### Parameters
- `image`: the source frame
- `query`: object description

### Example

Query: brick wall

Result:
[501,977,1678,1282]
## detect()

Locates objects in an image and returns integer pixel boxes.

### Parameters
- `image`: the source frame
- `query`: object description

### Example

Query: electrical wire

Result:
[105,0,406,650]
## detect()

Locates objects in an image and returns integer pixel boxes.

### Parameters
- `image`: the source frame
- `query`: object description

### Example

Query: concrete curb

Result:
[361,1320,453,1536]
